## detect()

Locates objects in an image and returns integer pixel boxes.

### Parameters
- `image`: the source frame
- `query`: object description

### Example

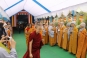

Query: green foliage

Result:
[83,13,87,30]
[55,14,58,18]
[76,13,81,26]
[54,22,58,27]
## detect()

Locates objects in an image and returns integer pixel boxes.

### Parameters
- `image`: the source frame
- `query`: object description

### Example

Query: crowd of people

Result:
[0,19,17,58]
[24,21,87,58]
[0,18,86,58]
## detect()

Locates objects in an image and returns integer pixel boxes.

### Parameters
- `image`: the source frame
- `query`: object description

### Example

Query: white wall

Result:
[34,2,87,19]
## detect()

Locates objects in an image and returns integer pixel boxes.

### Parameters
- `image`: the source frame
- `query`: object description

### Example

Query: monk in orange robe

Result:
[81,32,87,58]
[58,22,66,47]
[68,21,78,54]
[57,23,60,44]
[76,22,86,58]
[45,23,49,44]
[25,24,31,46]
[42,24,46,44]
[23,25,43,58]
[62,23,70,50]
[48,23,54,46]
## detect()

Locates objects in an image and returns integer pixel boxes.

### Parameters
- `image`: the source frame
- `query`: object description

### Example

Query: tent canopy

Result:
[0,0,87,17]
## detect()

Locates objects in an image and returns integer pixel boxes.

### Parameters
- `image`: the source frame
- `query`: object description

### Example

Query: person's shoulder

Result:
[0,47,6,52]
[30,31,36,36]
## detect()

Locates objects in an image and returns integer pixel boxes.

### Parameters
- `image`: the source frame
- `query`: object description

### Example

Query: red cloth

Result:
[23,31,43,58]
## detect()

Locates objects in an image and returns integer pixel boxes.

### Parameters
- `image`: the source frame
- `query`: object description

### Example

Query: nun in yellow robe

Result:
[58,22,66,47]
[68,21,78,54]
[54,26,57,45]
[81,32,87,58]
[76,22,86,58]
[48,23,55,46]
[42,24,46,44]
[45,24,49,44]
[62,23,70,50]
[57,23,60,44]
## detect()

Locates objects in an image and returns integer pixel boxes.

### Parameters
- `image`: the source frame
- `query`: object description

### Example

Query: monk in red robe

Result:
[23,25,43,58]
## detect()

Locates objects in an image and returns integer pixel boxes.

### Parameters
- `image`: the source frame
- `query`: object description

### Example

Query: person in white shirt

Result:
[0,36,17,58]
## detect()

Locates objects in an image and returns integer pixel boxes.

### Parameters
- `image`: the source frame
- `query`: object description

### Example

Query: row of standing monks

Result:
[25,21,87,58]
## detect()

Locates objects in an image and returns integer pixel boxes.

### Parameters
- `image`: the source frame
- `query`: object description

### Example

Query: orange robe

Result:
[76,29,86,58]
[62,28,68,50]
[45,27,48,44]
[54,27,57,45]
[81,33,87,58]
[24,27,30,46]
[42,28,46,44]
[58,26,66,47]
[69,27,78,54]
[49,27,56,46]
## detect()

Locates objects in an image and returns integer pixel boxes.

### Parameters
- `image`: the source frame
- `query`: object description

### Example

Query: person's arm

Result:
[0,47,17,58]
[29,33,33,58]
[29,40,33,57]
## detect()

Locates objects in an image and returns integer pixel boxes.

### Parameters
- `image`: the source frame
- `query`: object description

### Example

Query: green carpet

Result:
[13,31,76,58]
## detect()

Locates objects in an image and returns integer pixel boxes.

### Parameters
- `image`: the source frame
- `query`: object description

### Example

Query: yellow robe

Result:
[54,27,57,45]
[42,28,46,44]
[24,27,29,46]
[49,27,56,46]
[76,29,86,58]
[58,26,66,47]
[69,27,78,54]
[80,32,87,58]
[45,27,48,44]
[62,28,68,50]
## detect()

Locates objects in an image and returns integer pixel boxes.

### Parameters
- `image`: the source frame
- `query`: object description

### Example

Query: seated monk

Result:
[76,22,86,58]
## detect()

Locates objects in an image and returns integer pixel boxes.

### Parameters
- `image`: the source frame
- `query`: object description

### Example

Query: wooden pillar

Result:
[28,14,30,24]
[30,15,32,24]
[14,15,16,27]
[12,16,14,27]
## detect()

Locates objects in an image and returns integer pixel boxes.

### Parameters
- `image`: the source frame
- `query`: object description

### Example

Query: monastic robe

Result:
[48,26,54,46]
[80,32,87,58]
[76,28,86,58]
[23,31,43,58]
[54,27,57,45]
[58,26,66,47]
[24,27,30,46]
[42,28,46,44]
[62,28,68,50]
[69,27,78,54]
[45,27,48,44]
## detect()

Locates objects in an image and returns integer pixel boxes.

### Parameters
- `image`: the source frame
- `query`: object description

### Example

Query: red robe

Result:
[23,31,43,58]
